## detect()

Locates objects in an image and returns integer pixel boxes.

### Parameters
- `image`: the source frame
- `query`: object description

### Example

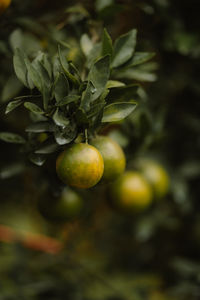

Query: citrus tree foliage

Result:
[0,26,154,166]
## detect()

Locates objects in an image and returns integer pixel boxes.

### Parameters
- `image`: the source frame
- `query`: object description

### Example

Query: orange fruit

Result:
[0,0,11,13]
[110,171,153,212]
[137,159,170,199]
[56,143,104,189]
[90,136,126,182]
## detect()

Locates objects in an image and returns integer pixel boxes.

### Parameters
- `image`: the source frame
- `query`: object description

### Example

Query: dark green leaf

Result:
[0,132,26,144]
[106,84,139,104]
[53,108,70,127]
[35,142,59,154]
[81,56,110,111]
[80,81,95,112]
[5,99,23,114]
[102,102,137,122]
[102,28,113,57]
[56,95,80,106]
[75,108,89,127]
[29,153,46,166]
[88,55,110,100]
[0,163,25,179]
[24,57,42,91]
[13,48,29,88]
[53,56,62,79]
[58,45,79,86]
[115,67,157,82]
[111,29,137,68]
[123,52,155,68]
[32,59,51,109]
[54,73,69,102]
[24,102,44,114]
[1,76,23,103]
[90,88,109,129]
[25,122,55,133]
[54,124,77,145]
[32,59,50,87]
[34,52,52,79]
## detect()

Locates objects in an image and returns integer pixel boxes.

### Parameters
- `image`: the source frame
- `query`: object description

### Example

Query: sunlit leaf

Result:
[102,102,137,122]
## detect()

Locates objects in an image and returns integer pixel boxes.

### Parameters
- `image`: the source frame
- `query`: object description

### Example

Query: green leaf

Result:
[80,81,95,112]
[54,73,69,102]
[123,52,155,68]
[5,99,23,114]
[56,94,80,106]
[0,162,25,179]
[25,121,54,133]
[102,28,113,57]
[53,108,70,127]
[54,124,77,145]
[32,59,51,109]
[96,0,114,11]
[13,48,29,88]
[35,52,52,79]
[86,43,101,68]
[102,102,137,122]
[106,80,125,89]
[75,108,89,127]
[1,76,23,103]
[24,102,44,114]
[10,29,41,56]
[0,132,26,144]
[32,59,50,87]
[111,29,137,68]
[53,56,62,79]
[80,34,93,56]
[35,142,59,154]
[115,67,157,82]
[58,45,79,86]
[81,55,110,111]
[29,153,46,166]
[89,90,108,129]
[106,84,139,104]
[10,29,23,52]
[24,58,42,91]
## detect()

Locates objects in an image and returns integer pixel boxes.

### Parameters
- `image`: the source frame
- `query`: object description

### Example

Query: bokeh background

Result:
[1,0,200,299]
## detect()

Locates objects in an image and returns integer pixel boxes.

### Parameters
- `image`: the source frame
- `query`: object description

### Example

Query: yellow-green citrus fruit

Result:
[38,188,83,222]
[110,171,153,212]
[0,0,11,13]
[56,143,104,189]
[91,136,126,182]
[138,159,170,199]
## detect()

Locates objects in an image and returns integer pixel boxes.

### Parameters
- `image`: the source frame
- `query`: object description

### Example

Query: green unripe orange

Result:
[138,159,170,199]
[38,188,83,222]
[91,136,126,182]
[110,171,153,212]
[56,143,104,189]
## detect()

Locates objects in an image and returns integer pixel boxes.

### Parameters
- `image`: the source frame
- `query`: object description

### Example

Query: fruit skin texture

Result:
[38,188,83,222]
[138,159,170,199]
[0,0,11,13]
[56,143,104,189]
[90,136,126,182]
[110,171,153,212]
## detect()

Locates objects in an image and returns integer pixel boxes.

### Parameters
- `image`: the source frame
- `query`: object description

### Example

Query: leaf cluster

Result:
[0,28,154,166]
